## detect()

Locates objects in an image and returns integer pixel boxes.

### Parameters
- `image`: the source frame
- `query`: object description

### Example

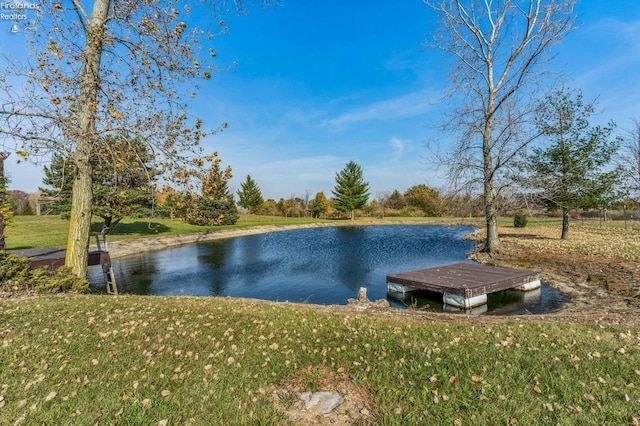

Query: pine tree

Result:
[188,160,239,226]
[39,153,74,217]
[404,184,443,217]
[39,137,157,235]
[332,161,370,220]
[0,153,13,250]
[308,192,331,218]
[236,175,264,214]
[385,190,406,210]
[525,89,624,239]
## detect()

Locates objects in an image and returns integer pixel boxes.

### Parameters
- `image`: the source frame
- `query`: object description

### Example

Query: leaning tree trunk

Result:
[65,0,111,277]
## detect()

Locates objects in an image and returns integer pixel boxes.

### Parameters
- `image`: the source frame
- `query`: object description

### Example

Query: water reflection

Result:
[89,225,565,314]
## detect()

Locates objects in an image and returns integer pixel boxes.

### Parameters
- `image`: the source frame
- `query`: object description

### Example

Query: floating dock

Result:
[387,262,540,310]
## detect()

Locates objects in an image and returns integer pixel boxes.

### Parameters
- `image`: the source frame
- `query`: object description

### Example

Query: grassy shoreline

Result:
[2,215,639,423]
[1,295,639,424]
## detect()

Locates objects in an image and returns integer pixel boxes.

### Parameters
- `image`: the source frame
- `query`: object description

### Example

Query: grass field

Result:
[3,214,639,424]
[0,296,639,425]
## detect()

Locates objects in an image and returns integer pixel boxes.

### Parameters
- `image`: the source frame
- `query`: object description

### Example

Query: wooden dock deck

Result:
[7,248,118,295]
[386,262,541,309]
[8,248,109,269]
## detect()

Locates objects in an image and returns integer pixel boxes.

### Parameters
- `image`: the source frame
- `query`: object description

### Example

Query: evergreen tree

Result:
[332,161,370,220]
[385,190,406,210]
[39,137,157,235]
[308,192,330,218]
[20,200,34,216]
[0,153,13,250]
[188,160,238,226]
[236,175,264,214]
[404,184,444,217]
[39,153,73,217]
[525,89,624,239]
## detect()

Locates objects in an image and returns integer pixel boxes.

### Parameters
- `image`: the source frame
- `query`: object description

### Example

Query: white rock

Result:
[299,391,344,415]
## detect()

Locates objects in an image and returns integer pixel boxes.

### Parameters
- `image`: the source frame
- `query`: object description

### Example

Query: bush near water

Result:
[0,252,89,294]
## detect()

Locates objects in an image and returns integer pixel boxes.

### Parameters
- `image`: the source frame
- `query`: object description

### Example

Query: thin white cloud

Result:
[569,18,640,84]
[323,89,437,129]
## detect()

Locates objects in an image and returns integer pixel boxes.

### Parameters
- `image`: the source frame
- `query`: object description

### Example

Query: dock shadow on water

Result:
[89,225,565,315]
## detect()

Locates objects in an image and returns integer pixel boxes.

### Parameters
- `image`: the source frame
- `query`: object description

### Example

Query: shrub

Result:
[0,253,32,293]
[513,210,528,228]
[32,267,90,294]
[0,253,89,294]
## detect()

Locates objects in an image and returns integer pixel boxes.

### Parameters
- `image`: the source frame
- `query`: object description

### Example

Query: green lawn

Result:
[6,215,334,249]
[0,296,638,425]
[3,215,640,424]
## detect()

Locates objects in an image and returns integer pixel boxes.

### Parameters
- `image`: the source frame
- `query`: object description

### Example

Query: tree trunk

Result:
[66,162,93,274]
[0,152,8,251]
[484,187,499,252]
[482,94,499,253]
[561,207,569,240]
[65,0,111,277]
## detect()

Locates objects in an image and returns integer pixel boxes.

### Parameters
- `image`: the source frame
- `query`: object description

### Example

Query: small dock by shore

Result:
[387,262,540,310]
[8,248,118,294]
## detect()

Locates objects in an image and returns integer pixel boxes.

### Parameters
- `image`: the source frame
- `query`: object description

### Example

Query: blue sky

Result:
[6,0,640,201]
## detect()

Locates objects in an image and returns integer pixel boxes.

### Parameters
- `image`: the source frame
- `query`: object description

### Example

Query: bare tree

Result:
[425,0,576,252]
[619,118,640,203]
[0,1,264,277]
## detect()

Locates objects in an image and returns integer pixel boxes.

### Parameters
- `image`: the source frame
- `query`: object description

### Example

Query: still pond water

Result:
[90,225,564,314]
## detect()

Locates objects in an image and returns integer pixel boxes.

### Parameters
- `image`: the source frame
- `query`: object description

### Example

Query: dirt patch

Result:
[266,367,376,425]
[467,238,640,325]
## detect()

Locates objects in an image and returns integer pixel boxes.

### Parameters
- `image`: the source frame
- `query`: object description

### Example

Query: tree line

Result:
[2,0,638,278]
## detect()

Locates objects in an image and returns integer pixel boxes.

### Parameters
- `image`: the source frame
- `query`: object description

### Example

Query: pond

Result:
[89,225,565,314]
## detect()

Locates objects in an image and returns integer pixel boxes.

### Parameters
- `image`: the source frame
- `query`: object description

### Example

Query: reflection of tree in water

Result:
[208,276,227,296]
[198,241,230,269]
[334,227,369,292]
[197,241,231,296]
[116,254,158,295]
